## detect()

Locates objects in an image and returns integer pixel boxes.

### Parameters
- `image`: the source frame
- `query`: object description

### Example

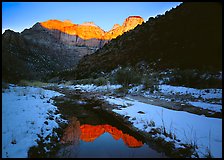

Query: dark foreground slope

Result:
[73,2,221,79]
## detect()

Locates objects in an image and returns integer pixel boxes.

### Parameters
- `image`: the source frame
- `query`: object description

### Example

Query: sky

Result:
[2,2,182,33]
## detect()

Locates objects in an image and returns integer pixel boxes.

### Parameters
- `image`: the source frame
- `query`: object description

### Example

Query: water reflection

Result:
[58,117,166,158]
[61,117,81,145]
[60,117,143,148]
[80,124,143,147]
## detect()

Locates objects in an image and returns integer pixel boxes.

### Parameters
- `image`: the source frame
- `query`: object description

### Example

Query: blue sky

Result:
[2,2,182,33]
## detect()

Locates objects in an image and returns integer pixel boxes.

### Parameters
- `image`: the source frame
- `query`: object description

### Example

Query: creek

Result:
[53,93,166,158]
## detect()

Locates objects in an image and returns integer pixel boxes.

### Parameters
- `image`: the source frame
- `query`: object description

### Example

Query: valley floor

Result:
[2,83,222,158]
[54,83,222,158]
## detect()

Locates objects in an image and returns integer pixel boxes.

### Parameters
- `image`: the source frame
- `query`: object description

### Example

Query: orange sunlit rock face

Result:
[61,120,143,147]
[40,16,144,40]
[80,124,105,142]
[80,124,143,148]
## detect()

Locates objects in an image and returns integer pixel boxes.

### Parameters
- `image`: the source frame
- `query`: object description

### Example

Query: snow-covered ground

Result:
[128,84,222,112]
[103,96,222,158]
[128,85,144,94]
[188,101,222,112]
[57,84,122,92]
[158,85,222,100]
[2,84,67,158]
[43,82,222,157]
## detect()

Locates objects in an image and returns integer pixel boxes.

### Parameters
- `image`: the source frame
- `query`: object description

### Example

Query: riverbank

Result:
[2,83,222,158]
[2,84,67,158]
[44,83,222,158]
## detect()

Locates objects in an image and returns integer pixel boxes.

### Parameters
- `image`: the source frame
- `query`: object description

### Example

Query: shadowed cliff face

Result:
[60,118,143,148]
[2,24,96,82]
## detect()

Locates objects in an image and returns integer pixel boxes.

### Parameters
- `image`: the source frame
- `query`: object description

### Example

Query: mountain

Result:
[40,16,144,47]
[2,16,143,82]
[73,2,222,79]
[2,25,95,82]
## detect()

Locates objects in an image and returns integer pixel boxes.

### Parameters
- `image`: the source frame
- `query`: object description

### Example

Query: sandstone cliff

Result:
[40,16,144,47]
[2,16,144,82]
[73,2,221,80]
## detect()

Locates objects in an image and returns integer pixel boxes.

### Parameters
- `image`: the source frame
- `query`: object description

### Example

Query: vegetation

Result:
[74,3,221,80]
[2,81,9,90]
[18,80,51,87]
[166,69,222,89]
[70,77,108,86]
[114,67,141,86]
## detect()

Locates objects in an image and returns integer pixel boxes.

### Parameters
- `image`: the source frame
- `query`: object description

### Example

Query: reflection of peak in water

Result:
[80,124,143,148]
[60,118,143,148]
[60,117,81,145]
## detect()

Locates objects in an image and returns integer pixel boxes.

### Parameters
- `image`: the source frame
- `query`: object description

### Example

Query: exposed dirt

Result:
[126,94,222,118]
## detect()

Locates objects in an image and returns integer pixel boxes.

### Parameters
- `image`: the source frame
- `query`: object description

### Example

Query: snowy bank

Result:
[58,84,122,92]
[188,101,222,112]
[159,85,222,100]
[2,85,67,158]
[103,96,222,158]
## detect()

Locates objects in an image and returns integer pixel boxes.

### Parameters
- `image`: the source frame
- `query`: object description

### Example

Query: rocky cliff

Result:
[2,24,95,82]
[40,16,144,48]
[2,16,144,82]
[104,16,144,39]
[73,2,221,79]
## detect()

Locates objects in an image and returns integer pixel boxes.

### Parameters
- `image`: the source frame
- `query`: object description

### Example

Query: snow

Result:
[159,85,222,100]
[104,96,134,108]
[58,84,122,92]
[128,85,144,94]
[188,101,222,112]
[128,84,222,102]
[2,85,67,158]
[103,96,222,158]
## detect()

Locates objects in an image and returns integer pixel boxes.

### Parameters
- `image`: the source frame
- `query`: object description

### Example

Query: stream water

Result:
[54,94,166,158]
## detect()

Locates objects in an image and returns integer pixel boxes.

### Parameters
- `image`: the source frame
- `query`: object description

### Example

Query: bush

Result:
[76,78,94,85]
[2,81,9,89]
[114,67,141,86]
[168,69,222,88]
[142,75,154,89]
[18,80,50,87]
[93,77,108,86]
[115,86,129,94]
[31,81,49,87]
[18,80,30,86]
[150,85,159,93]
[64,81,74,86]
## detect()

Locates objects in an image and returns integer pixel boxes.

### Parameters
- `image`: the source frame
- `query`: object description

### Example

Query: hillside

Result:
[73,2,222,80]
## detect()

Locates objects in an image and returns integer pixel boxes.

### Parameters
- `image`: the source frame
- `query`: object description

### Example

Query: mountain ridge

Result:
[2,16,144,82]
[40,16,144,40]
[72,2,222,79]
